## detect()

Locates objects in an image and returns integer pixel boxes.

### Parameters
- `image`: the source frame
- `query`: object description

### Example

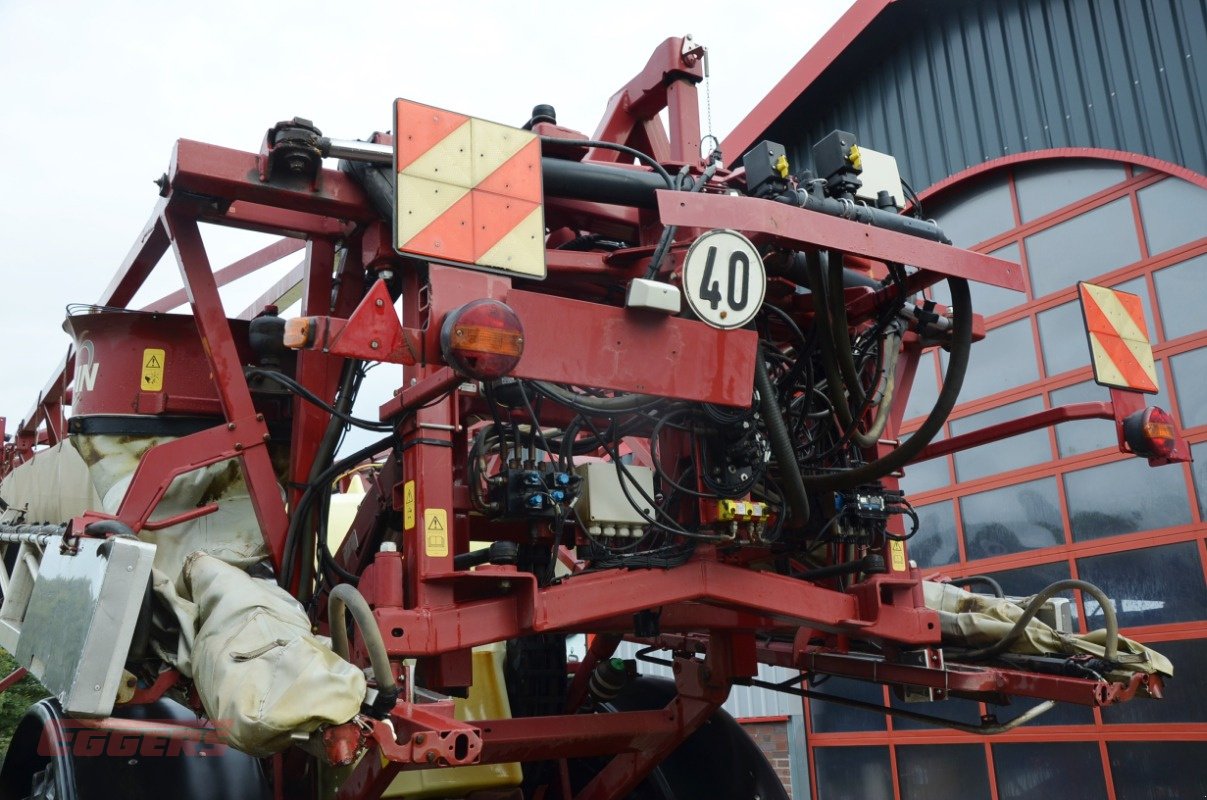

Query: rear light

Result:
[1123,406,1177,459]
[439,299,525,380]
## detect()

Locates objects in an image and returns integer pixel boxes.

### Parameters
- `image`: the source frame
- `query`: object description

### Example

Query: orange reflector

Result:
[440,298,525,380]
[451,324,523,357]
[1123,406,1177,459]
[283,317,316,349]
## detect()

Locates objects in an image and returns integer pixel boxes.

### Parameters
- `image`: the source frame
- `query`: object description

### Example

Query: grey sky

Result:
[0,0,852,432]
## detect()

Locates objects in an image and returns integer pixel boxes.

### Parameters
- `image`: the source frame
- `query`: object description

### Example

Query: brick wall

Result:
[739,718,792,795]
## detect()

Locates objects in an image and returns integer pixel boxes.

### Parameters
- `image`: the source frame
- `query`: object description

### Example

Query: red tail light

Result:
[440,299,525,380]
[1123,406,1177,459]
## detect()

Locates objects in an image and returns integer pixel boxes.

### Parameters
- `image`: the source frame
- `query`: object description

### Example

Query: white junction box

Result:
[574,462,655,538]
[854,146,904,208]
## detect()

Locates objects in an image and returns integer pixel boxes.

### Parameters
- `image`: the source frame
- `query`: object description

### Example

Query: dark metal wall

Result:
[760,0,1207,188]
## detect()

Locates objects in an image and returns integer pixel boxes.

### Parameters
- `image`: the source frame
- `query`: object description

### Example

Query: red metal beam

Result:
[656,190,1023,290]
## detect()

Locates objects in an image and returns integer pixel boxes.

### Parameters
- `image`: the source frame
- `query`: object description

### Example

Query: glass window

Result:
[929,176,1015,248]
[1052,378,1172,458]
[962,478,1064,560]
[1064,457,1191,541]
[1171,348,1207,428]
[1137,177,1207,255]
[897,744,991,800]
[1077,542,1207,627]
[1192,441,1207,519]
[993,742,1106,800]
[903,352,940,421]
[991,693,1095,726]
[1113,275,1158,345]
[1153,254,1207,341]
[1102,638,1207,724]
[812,746,893,800]
[1014,160,1127,222]
[900,453,950,496]
[889,693,984,731]
[932,243,1027,318]
[948,318,1039,403]
[808,676,887,733]
[950,397,1050,482]
[1108,741,1207,799]
[1025,197,1141,297]
[910,500,959,568]
[1037,301,1091,376]
[984,561,1078,624]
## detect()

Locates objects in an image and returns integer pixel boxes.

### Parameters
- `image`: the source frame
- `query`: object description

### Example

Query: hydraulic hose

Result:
[960,579,1119,663]
[804,252,858,432]
[800,273,973,491]
[826,251,869,410]
[851,327,903,448]
[755,344,810,526]
[328,583,400,709]
[531,380,659,414]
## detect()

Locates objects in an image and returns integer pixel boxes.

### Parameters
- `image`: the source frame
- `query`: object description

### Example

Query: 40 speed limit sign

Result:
[681,229,767,330]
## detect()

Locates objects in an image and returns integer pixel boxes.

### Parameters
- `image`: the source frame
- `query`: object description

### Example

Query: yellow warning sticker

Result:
[141,348,165,392]
[403,480,416,531]
[889,539,907,572]
[423,508,449,557]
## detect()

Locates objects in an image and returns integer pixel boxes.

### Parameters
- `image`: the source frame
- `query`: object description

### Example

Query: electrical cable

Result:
[247,368,392,432]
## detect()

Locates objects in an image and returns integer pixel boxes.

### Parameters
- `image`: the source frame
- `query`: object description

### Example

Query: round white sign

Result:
[681,229,766,330]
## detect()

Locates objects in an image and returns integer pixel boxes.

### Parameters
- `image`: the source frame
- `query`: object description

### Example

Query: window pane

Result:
[1037,301,1091,376]
[962,478,1064,560]
[984,561,1079,625]
[1108,741,1207,799]
[1171,348,1207,428]
[903,351,940,421]
[1153,253,1207,341]
[889,693,984,731]
[900,453,950,495]
[1025,198,1141,297]
[991,693,1095,726]
[1077,542,1207,627]
[930,176,1014,248]
[897,744,991,800]
[1113,276,1158,345]
[813,746,892,800]
[932,243,1027,317]
[1052,378,1171,458]
[1137,178,1207,255]
[993,742,1106,800]
[1064,457,1191,541]
[1014,160,1127,222]
[808,676,887,733]
[911,500,959,568]
[1192,441,1207,519]
[949,318,1039,403]
[950,397,1050,481]
[1102,638,1207,724]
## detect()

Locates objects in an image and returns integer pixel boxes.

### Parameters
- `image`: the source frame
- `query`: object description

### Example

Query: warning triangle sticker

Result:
[427,516,444,531]
[145,355,161,368]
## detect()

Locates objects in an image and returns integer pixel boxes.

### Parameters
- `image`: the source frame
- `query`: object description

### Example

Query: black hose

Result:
[328,583,399,716]
[799,275,973,491]
[954,575,1005,598]
[755,344,810,526]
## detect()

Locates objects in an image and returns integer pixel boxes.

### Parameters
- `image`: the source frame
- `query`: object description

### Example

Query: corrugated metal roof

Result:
[728,0,1207,184]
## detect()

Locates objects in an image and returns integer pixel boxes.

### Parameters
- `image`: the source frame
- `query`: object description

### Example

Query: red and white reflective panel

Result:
[1078,282,1158,393]
[393,99,545,278]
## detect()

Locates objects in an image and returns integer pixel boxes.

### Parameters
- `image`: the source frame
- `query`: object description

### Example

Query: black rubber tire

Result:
[0,699,271,800]
[565,677,791,800]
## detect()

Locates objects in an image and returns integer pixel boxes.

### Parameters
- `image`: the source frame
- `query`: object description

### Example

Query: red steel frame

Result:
[0,40,1180,800]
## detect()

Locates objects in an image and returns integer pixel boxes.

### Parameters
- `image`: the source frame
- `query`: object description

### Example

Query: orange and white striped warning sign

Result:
[1078,282,1159,393]
[393,99,545,278]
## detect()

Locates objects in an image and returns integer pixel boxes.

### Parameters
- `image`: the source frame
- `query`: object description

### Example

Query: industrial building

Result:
[719,0,1207,796]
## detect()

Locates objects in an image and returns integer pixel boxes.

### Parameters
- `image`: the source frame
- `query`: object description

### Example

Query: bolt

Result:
[414,734,425,745]
[370,340,380,349]
[426,751,438,763]
[126,565,133,572]
[256,413,264,422]
[227,423,236,431]
[375,298,384,308]
[234,442,244,451]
